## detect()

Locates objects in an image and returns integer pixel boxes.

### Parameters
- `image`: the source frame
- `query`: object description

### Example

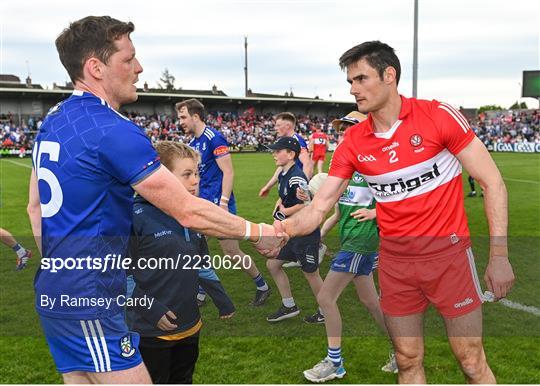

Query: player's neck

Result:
[73,81,120,111]
[370,92,402,133]
[281,161,295,173]
[193,122,206,138]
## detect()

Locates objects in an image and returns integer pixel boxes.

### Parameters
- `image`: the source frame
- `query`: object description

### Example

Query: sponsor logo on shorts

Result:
[333,263,347,268]
[120,334,136,358]
[454,297,473,309]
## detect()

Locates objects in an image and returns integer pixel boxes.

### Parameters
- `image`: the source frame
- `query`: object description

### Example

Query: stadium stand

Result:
[1,74,539,156]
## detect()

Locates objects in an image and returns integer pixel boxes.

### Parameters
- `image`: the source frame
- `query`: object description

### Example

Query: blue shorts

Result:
[39,312,142,373]
[330,251,378,276]
[277,238,320,273]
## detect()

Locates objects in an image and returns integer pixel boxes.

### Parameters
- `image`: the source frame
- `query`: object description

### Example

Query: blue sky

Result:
[1,0,538,108]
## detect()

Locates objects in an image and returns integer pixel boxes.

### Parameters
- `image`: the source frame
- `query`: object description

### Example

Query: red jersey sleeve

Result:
[433,100,476,155]
[328,137,356,180]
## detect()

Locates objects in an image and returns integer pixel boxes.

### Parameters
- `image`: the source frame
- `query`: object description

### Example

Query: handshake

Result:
[249,221,290,258]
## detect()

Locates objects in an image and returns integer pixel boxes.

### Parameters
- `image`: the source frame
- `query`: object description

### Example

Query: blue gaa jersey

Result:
[293,133,308,170]
[32,90,160,319]
[189,127,236,210]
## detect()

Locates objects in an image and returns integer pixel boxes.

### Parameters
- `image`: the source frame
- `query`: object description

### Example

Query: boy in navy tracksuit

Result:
[127,142,234,384]
[265,137,325,324]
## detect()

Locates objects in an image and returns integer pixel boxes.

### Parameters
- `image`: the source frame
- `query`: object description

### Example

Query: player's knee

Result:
[360,297,379,312]
[395,346,424,372]
[266,259,280,273]
[316,291,334,309]
[456,347,488,380]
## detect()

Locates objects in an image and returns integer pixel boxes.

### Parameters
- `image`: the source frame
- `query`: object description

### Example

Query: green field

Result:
[0,152,539,384]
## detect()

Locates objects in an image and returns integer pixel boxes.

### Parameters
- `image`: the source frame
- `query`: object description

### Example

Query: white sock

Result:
[282,297,295,308]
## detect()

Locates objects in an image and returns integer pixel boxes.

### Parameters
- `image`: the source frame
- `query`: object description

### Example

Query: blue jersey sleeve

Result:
[295,134,308,150]
[210,132,230,159]
[99,120,161,185]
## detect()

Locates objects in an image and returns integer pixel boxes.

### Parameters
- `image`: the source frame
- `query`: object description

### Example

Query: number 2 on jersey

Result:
[389,150,399,164]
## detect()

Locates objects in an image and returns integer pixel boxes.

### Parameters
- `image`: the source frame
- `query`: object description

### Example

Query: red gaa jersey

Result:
[329,96,476,259]
[311,132,328,155]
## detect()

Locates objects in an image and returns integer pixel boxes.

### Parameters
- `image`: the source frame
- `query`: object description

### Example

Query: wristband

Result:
[243,221,251,240]
[220,196,230,203]
[253,223,263,244]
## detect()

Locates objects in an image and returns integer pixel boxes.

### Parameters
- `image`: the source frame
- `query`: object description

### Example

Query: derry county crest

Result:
[410,134,423,147]
[120,334,136,358]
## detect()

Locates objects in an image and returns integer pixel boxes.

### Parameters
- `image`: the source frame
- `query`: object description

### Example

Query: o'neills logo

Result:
[368,163,440,196]
[454,297,473,309]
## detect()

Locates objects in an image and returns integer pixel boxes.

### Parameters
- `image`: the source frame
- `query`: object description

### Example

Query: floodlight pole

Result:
[412,0,419,98]
[244,36,248,97]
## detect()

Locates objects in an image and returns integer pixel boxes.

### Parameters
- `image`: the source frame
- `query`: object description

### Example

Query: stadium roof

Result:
[0,87,353,107]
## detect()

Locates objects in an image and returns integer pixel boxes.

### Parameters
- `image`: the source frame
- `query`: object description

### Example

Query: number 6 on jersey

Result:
[32,141,63,218]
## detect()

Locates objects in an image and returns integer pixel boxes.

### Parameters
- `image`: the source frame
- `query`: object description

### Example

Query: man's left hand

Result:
[484,255,515,300]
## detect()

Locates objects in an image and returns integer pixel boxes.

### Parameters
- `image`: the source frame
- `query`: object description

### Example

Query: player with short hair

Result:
[176,98,271,306]
[308,124,329,174]
[265,136,324,323]
[0,227,32,270]
[272,40,514,384]
[258,112,313,198]
[27,16,284,384]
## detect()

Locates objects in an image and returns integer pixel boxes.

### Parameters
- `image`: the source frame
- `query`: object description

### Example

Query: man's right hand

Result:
[157,310,178,331]
[258,186,270,198]
[254,223,288,257]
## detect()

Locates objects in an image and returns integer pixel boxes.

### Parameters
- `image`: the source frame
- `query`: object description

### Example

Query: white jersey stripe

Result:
[87,320,106,372]
[363,149,462,203]
[94,320,112,372]
[466,248,484,302]
[80,321,100,372]
[204,128,215,138]
[440,102,470,131]
[437,105,468,133]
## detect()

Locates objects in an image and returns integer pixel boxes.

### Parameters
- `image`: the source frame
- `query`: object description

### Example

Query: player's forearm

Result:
[27,171,42,255]
[172,196,254,240]
[321,213,339,239]
[482,177,508,258]
[221,171,234,200]
[282,203,304,217]
[27,204,42,255]
[282,204,325,237]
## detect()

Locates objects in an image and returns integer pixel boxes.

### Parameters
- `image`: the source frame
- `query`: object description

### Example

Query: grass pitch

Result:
[0,152,539,383]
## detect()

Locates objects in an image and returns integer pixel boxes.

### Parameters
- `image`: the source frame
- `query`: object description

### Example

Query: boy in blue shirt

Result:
[265,137,324,323]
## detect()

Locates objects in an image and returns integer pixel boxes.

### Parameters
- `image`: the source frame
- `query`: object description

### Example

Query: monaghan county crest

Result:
[120,334,136,358]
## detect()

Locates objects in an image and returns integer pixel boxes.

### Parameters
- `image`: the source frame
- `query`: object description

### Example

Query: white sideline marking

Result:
[498,299,540,316]
[504,177,539,184]
[2,159,32,169]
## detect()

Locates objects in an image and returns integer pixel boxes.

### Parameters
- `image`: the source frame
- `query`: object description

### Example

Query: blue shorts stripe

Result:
[331,251,378,276]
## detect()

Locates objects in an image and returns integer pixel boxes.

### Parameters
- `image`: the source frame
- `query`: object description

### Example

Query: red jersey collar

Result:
[360,95,411,136]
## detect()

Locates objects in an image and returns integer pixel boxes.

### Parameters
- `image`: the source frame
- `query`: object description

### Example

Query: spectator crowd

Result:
[2,108,540,156]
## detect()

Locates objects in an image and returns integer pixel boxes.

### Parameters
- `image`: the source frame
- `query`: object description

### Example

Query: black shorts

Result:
[277,238,320,273]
